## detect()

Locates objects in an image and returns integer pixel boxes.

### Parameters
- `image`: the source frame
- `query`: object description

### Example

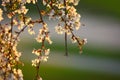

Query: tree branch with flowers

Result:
[0,0,87,80]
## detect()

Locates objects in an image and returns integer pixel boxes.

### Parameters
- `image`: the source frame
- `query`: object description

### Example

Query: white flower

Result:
[31,0,37,4]
[45,49,50,56]
[18,21,24,30]
[45,36,52,44]
[32,59,39,67]
[41,56,48,62]
[0,8,3,21]
[17,69,23,80]
[32,49,41,56]
[36,35,44,43]
[13,19,18,25]
[17,6,28,14]
[66,20,74,26]
[71,36,77,43]
[39,29,43,34]
[28,28,35,35]
[57,3,64,9]
[38,77,42,80]
[26,17,31,24]
[55,25,64,34]
[74,22,81,30]
[26,0,31,3]
[43,0,47,5]
[74,0,80,6]
[49,9,55,20]
[43,23,48,32]
[64,26,71,35]
[60,10,65,17]
[83,38,87,44]
[67,6,76,14]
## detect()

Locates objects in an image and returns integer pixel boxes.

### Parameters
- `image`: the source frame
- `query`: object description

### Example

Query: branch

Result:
[35,0,43,22]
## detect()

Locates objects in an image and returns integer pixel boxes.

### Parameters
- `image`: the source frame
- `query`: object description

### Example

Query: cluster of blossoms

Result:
[0,0,52,80]
[0,25,23,80]
[0,0,36,80]
[0,0,86,80]
[32,22,52,80]
[43,0,87,54]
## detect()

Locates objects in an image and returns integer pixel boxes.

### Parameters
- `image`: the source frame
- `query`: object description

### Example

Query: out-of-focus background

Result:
[5,0,120,80]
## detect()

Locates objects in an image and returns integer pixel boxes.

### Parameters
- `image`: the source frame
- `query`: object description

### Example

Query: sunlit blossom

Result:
[28,28,35,35]
[36,35,44,43]
[45,49,50,56]
[45,36,52,44]
[71,36,77,43]
[55,25,64,34]
[38,77,42,80]
[32,59,39,67]
[32,49,41,56]
[42,0,47,5]
[41,56,49,62]
[0,8,3,21]
[83,38,87,44]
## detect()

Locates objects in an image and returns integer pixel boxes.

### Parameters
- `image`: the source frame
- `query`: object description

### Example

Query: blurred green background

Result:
[79,0,120,18]
[14,0,120,80]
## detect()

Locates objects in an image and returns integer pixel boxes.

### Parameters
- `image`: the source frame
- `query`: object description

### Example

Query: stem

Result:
[64,0,68,56]
[35,0,43,22]
[34,35,46,80]
[16,26,27,39]
[35,61,41,80]
[65,32,68,56]
[10,17,13,39]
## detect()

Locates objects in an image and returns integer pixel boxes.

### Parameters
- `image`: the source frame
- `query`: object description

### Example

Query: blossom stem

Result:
[64,0,68,56]
[10,17,13,39]
[35,0,43,22]
[35,61,41,80]
[16,26,27,39]
[65,32,68,56]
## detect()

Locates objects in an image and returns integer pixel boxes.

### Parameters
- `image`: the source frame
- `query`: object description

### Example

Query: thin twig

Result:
[64,0,68,56]
[16,26,27,40]
[35,0,43,22]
